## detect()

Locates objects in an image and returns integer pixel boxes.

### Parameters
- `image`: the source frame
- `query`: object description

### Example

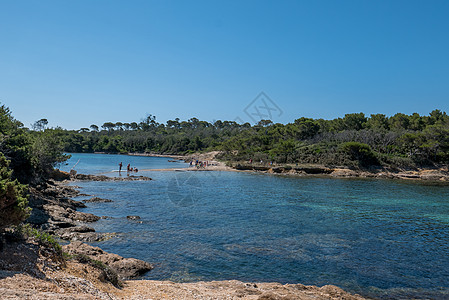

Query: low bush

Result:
[338,142,380,167]
[14,224,61,252]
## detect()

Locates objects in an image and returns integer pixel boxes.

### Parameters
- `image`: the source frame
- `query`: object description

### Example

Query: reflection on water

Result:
[67,154,449,299]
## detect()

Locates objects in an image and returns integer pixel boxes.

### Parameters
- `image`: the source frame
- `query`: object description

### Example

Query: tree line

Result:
[53,109,449,169]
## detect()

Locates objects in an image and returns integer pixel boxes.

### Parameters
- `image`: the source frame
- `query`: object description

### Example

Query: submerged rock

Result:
[126,215,141,220]
[63,241,153,279]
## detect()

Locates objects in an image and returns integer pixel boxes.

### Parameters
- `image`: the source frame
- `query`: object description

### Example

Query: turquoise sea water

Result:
[62,153,449,299]
[60,153,187,175]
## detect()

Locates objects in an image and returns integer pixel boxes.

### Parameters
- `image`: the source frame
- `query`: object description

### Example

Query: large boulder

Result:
[50,169,71,181]
[72,211,101,222]
[63,241,153,279]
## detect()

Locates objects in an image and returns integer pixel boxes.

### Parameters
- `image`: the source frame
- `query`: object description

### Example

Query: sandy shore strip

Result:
[140,163,234,172]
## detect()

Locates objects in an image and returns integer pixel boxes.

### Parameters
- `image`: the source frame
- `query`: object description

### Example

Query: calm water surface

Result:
[62,153,449,299]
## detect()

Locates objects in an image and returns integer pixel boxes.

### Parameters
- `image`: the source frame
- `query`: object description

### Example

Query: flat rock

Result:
[72,174,108,181]
[56,225,95,234]
[58,232,115,242]
[43,204,73,219]
[63,241,153,279]
[126,215,141,220]
[48,218,76,228]
[83,197,113,203]
[67,199,87,208]
[331,169,358,177]
[72,211,101,222]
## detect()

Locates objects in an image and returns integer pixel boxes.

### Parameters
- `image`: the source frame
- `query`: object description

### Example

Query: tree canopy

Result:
[56,109,449,169]
[0,104,69,230]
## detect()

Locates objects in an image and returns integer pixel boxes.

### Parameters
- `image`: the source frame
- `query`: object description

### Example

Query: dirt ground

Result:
[0,239,366,300]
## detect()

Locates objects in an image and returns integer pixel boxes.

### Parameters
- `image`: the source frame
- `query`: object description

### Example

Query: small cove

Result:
[62,153,449,299]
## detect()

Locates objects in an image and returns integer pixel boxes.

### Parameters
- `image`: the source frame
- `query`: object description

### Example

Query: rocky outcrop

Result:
[231,163,449,182]
[50,169,71,181]
[83,197,113,203]
[63,241,153,279]
[1,238,367,300]
[43,204,99,224]
[26,181,107,242]
[330,168,359,177]
[27,172,154,242]
[56,227,115,242]
[72,211,101,222]
[234,164,334,174]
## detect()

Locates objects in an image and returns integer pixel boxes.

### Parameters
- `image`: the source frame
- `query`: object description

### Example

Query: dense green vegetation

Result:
[58,110,449,169]
[0,104,68,230]
[0,153,29,230]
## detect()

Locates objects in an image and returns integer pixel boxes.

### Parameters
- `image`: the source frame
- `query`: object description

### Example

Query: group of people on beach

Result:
[189,159,209,169]
[118,162,138,174]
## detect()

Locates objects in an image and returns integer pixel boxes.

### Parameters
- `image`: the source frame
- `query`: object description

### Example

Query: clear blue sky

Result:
[1,0,448,129]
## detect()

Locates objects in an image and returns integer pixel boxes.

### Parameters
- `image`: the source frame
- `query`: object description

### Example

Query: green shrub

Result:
[70,253,121,287]
[377,153,416,170]
[14,223,61,252]
[0,154,30,230]
[338,142,380,167]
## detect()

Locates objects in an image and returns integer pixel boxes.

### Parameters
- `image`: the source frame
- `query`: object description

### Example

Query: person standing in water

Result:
[119,162,123,173]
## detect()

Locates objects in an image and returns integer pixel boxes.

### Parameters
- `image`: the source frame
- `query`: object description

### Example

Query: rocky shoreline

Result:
[1,235,366,299]
[28,179,112,243]
[25,173,154,278]
[127,151,449,182]
[231,163,449,182]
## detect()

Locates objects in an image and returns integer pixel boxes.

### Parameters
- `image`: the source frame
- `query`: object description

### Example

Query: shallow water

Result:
[60,153,187,175]
[63,153,449,299]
